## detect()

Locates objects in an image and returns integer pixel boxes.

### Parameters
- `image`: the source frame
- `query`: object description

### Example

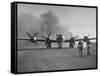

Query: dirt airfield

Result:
[17,44,96,72]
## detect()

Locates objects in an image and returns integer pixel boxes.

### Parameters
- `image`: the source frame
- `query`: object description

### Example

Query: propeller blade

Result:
[48,32,51,37]
[33,32,38,37]
[26,32,32,38]
[69,32,72,37]
[82,33,85,36]
[74,35,79,39]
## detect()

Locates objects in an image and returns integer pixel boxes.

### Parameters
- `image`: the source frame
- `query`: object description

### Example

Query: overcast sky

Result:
[17,3,96,39]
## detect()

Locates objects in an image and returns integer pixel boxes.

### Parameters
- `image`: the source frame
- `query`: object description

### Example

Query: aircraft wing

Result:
[88,38,96,40]
[64,40,70,42]
[18,38,58,42]
[64,38,96,42]
[75,38,96,41]
[50,40,57,43]
[17,38,30,40]
[36,39,45,42]
[17,38,46,42]
[37,39,57,42]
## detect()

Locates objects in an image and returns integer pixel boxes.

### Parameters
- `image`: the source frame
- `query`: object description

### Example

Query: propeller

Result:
[26,32,32,38]
[81,33,91,42]
[48,32,51,38]
[33,32,38,37]
[26,32,38,38]
[25,32,38,45]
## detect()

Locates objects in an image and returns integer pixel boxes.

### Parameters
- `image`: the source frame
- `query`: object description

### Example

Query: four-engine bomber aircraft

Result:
[17,32,96,49]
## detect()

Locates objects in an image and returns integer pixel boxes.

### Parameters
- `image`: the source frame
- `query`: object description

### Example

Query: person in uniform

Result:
[45,37,51,48]
[86,40,91,56]
[78,40,83,57]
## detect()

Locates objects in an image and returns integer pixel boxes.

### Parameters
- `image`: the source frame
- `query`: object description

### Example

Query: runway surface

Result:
[17,47,97,72]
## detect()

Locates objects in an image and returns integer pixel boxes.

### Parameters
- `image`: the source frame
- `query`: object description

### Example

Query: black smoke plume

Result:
[18,10,69,39]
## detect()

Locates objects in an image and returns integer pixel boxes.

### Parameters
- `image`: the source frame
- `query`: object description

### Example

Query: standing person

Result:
[45,37,51,48]
[69,37,75,48]
[78,40,83,57]
[86,40,91,56]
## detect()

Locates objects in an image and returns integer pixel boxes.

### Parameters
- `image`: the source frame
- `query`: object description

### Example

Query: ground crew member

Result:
[86,40,91,56]
[69,37,75,48]
[78,40,83,57]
